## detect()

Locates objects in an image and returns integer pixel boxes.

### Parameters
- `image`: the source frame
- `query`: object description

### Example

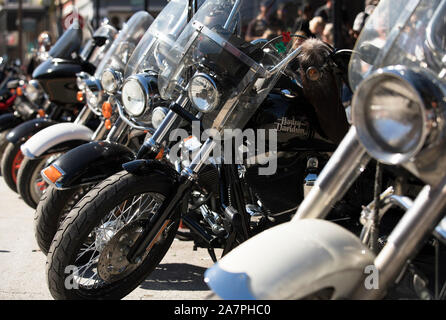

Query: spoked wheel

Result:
[17,155,55,209]
[47,171,179,300]
[1,141,25,192]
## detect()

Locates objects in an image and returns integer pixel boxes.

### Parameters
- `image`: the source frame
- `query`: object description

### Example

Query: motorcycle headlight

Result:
[152,107,168,129]
[188,74,220,113]
[121,74,152,117]
[353,66,442,165]
[25,80,40,101]
[101,68,122,95]
[76,72,89,91]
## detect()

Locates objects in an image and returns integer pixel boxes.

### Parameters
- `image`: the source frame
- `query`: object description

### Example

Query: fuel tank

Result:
[32,58,94,106]
[247,89,337,153]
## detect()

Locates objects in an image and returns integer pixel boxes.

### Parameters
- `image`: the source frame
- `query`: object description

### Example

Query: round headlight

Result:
[352,67,432,164]
[152,107,168,129]
[101,69,122,94]
[77,77,86,91]
[122,78,146,117]
[85,86,99,108]
[188,74,220,113]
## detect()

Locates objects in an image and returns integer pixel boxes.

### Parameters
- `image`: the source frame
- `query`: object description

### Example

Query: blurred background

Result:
[0,0,370,69]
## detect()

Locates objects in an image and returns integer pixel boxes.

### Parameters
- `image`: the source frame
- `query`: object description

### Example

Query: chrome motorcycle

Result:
[205,0,446,300]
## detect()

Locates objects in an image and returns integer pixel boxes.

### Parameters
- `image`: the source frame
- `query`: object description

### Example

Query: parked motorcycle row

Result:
[1,0,445,300]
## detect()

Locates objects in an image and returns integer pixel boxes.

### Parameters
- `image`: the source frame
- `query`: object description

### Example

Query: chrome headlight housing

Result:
[25,80,41,101]
[101,68,123,95]
[121,74,154,117]
[84,78,102,110]
[188,74,220,113]
[352,66,444,165]
[76,72,89,91]
[152,107,168,129]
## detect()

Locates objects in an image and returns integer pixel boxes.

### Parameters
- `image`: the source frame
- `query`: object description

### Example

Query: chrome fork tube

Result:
[182,138,217,180]
[91,121,108,141]
[73,106,93,125]
[105,117,128,143]
[144,95,188,152]
[293,127,371,220]
[353,177,446,299]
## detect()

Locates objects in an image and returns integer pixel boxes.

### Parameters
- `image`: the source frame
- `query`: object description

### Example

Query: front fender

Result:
[46,141,135,189]
[0,113,23,132]
[21,122,94,159]
[204,219,375,300]
[6,118,58,144]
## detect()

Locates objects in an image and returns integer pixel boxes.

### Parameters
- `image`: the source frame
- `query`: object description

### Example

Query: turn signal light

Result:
[105,119,112,130]
[102,101,113,119]
[38,109,46,117]
[42,165,63,183]
[10,89,15,94]
[155,147,164,160]
[77,91,84,102]
[17,87,23,96]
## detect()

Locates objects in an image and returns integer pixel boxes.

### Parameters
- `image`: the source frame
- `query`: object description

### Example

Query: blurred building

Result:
[0,0,168,62]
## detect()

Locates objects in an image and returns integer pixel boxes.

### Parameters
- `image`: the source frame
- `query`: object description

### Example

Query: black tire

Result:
[35,185,90,255]
[0,130,10,175]
[17,156,50,209]
[1,141,25,192]
[47,170,179,300]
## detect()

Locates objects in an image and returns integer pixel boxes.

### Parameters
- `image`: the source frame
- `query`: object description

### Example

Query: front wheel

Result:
[17,156,52,208]
[1,141,25,192]
[35,185,92,255]
[46,171,179,300]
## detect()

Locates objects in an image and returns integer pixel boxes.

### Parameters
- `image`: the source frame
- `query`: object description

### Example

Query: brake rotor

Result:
[97,219,147,283]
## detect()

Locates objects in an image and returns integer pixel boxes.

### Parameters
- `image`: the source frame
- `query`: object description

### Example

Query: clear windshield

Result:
[83,24,117,67]
[349,0,446,91]
[49,21,83,59]
[94,11,154,79]
[124,0,190,78]
[158,0,295,132]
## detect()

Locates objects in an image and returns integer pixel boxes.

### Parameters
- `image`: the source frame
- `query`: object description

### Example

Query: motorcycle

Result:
[34,0,191,255]
[0,20,116,193]
[16,11,154,209]
[205,0,446,300]
[45,0,352,299]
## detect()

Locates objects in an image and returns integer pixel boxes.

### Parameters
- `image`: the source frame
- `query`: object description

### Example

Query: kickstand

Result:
[207,247,217,263]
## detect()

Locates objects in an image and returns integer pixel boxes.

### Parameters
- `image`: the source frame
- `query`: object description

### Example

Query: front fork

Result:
[295,126,446,299]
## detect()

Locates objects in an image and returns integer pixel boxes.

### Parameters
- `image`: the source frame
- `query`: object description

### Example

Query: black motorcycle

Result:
[45,0,352,299]
[0,21,116,193]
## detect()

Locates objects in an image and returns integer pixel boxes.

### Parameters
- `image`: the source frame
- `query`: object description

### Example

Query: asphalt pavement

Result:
[0,177,219,300]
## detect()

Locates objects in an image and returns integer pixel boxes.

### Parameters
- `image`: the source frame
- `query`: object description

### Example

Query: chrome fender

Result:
[205,219,375,300]
[21,123,94,159]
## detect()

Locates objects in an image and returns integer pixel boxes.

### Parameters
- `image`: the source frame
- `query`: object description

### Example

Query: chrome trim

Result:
[121,73,153,117]
[101,68,123,95]
[293,127,371,220]
[111,95,153,132]
[352,67,443,165]
[188,73,220,113]
[353,176,446,299]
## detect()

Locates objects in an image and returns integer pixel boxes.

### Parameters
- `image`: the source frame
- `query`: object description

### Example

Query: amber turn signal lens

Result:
[17,87,23,96]
[102,101,113,119]
[42,165,63,183]
[155,147,164,160]
[105,119,112,130]
[38,109,46,117]
[76,91,84,102]
[10,89,15,94]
